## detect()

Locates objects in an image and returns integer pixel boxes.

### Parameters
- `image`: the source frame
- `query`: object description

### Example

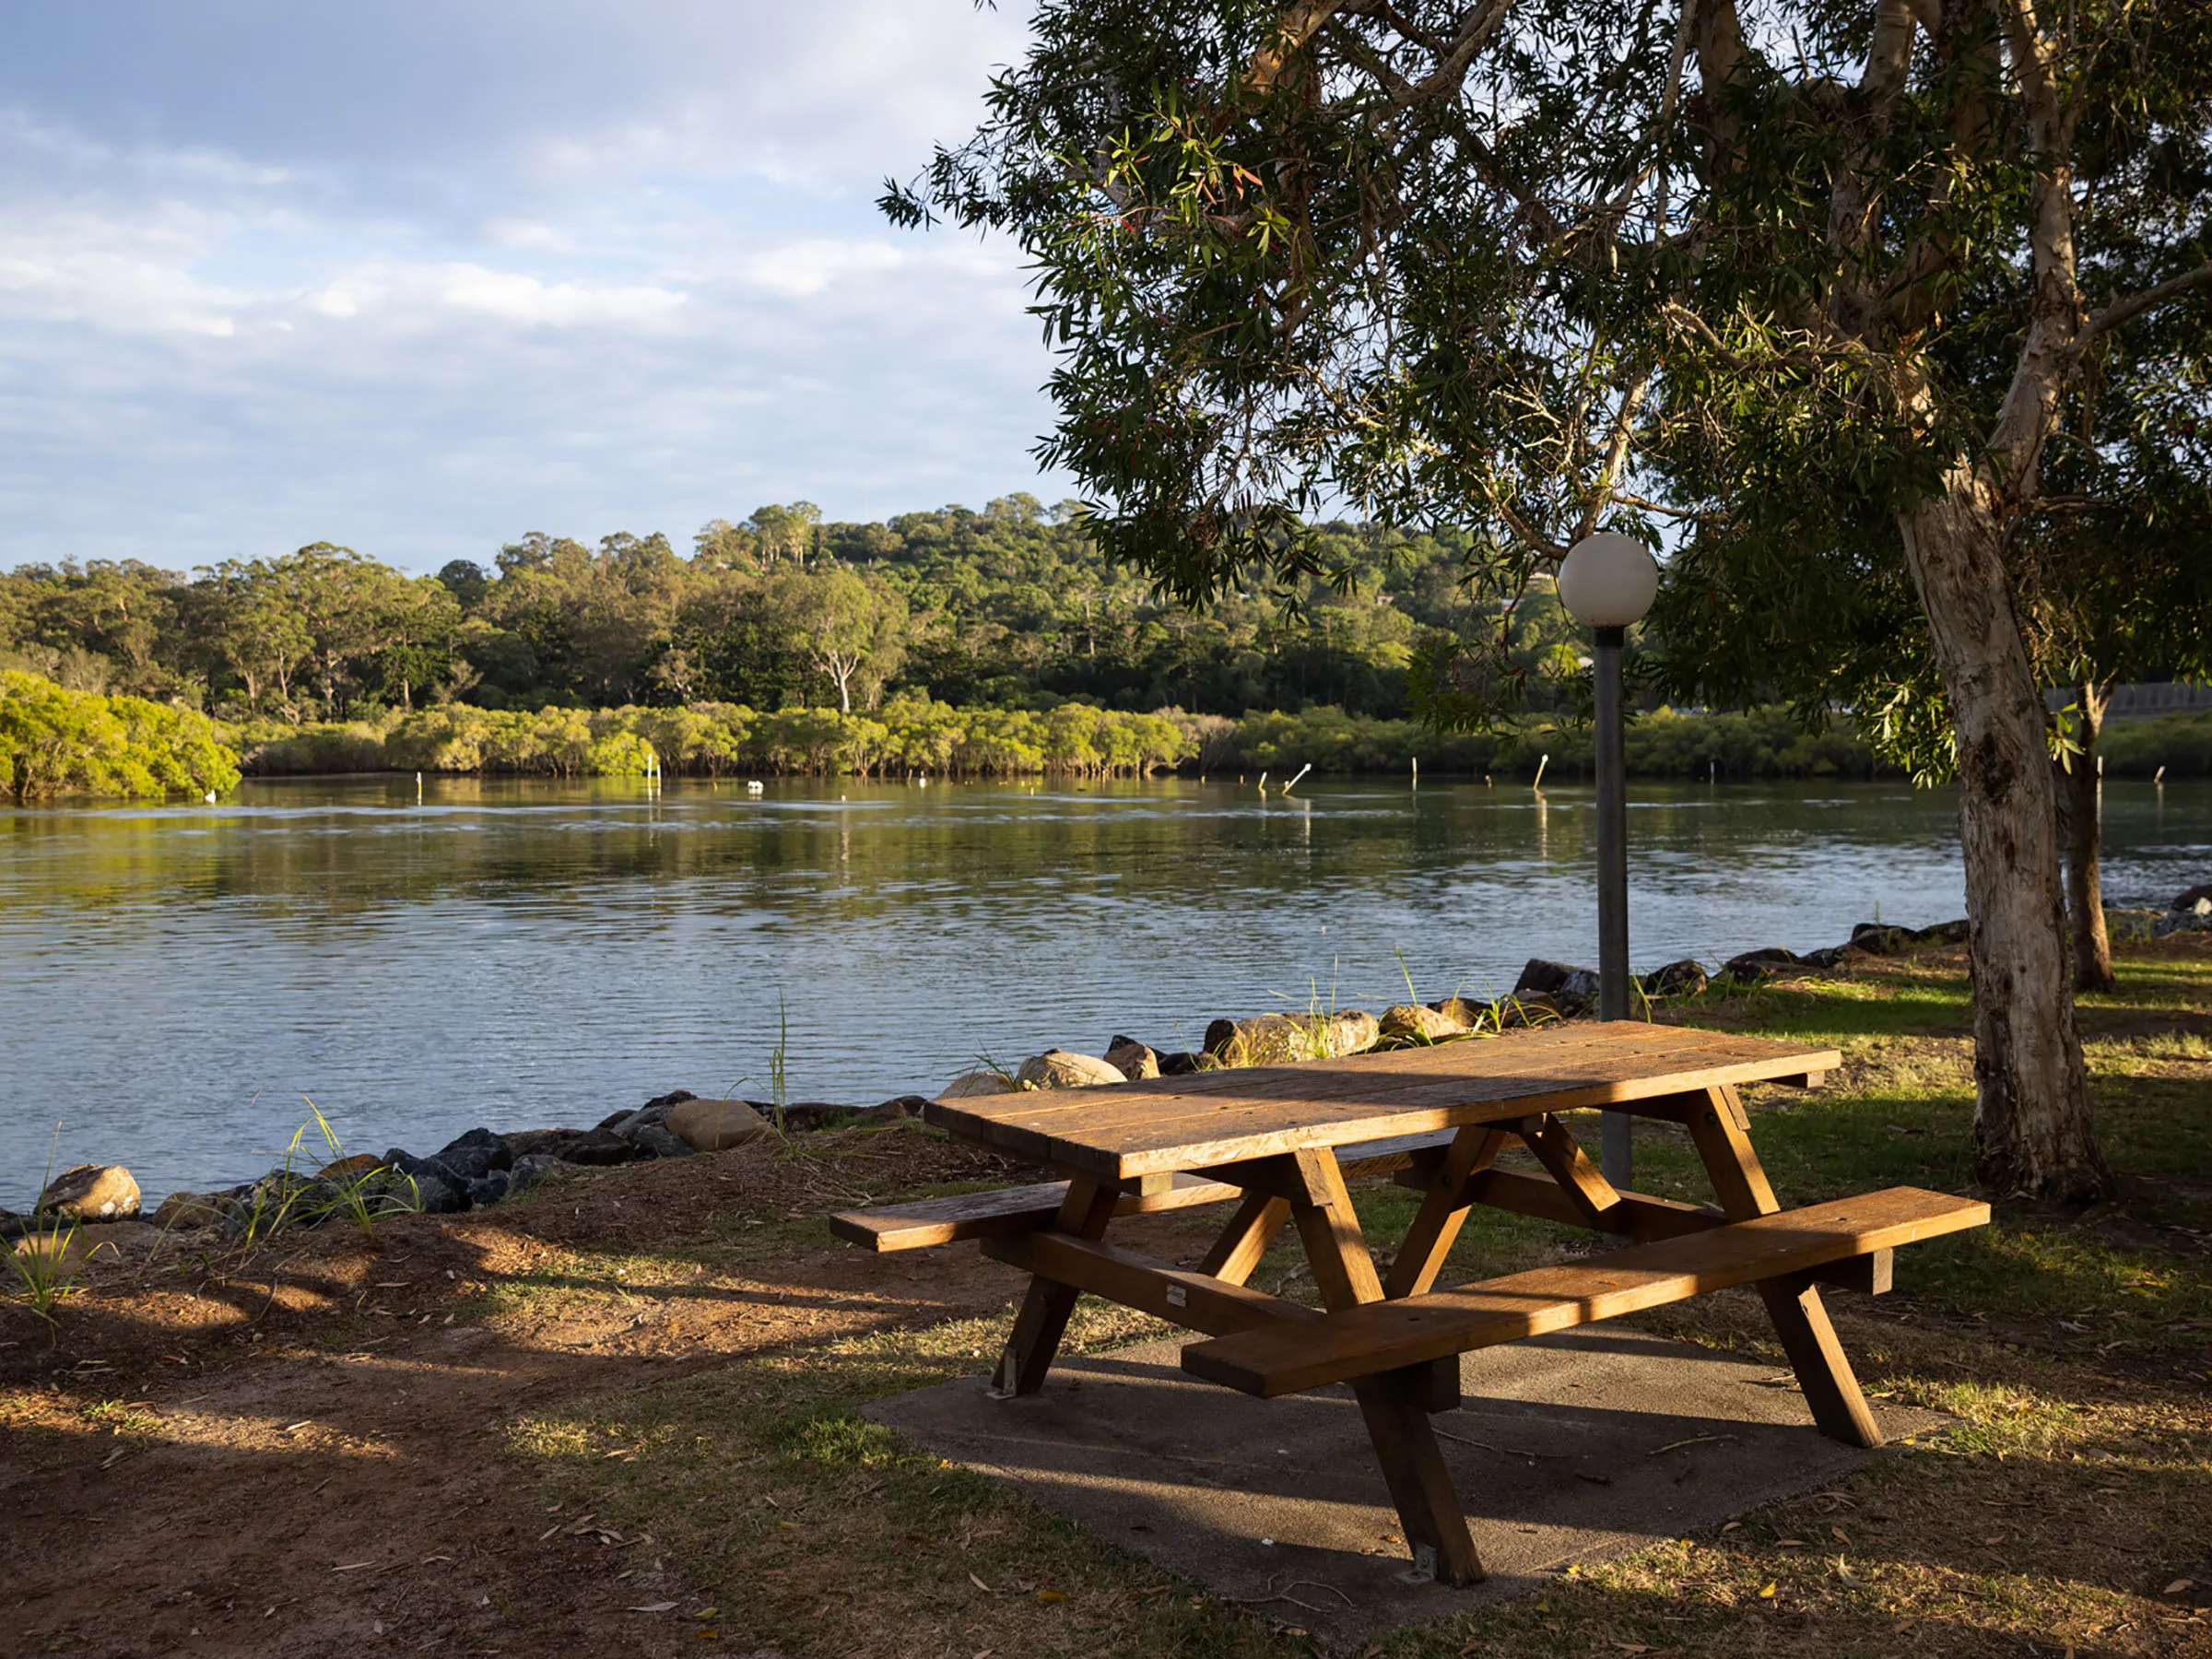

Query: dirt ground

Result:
[0,1130,1085,1658]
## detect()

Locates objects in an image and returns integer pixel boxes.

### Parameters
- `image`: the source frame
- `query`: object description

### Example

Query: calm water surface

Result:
[3,775,2205,1206]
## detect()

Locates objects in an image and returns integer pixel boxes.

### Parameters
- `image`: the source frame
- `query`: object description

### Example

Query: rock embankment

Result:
[1,1089,929,1248]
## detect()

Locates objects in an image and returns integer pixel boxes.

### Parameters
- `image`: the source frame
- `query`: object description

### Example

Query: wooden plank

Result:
[1394,1164,1719,1240]
[1194,1190,1291,1285]
[829,1129,1464,1255]
[928,1025,1841,1178]
[1288,1147,1385,1309]
[1179,1186,1989,1397]
[991,1180,1119,1397]
[1084,1037,1842,1179]
[1515,1114,1622,1229]
[935,1021,1650,1136]
[1405,1166,1893,1294]
[829,1171,1243,1253]
[1064,1030,1840,1179]
[1382,1126,1508,1299]
[937,1025,1814,1151]
[981,1231,1314,1338]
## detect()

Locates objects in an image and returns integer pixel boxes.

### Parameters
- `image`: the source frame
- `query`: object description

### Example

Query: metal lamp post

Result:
[1556,532,1660,1191]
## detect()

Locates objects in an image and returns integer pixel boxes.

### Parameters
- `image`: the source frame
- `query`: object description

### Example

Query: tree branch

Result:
[1494,498,1566,559]
[2080,261,2212,345]
[1387,0,1519,113]
[1249,1,1348,93]
[1572,370,1653,543]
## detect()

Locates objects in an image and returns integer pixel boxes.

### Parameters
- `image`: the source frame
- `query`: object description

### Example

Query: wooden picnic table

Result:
[833,1020,1987,1585]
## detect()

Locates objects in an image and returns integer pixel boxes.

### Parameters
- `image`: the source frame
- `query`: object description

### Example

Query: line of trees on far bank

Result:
[13,665,2209,802]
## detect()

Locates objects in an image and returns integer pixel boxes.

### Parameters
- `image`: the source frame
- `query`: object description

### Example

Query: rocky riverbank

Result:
[9,890,2206,1252]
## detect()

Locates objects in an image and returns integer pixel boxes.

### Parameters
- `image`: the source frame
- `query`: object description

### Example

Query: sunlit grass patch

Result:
[78,1398,163,1438]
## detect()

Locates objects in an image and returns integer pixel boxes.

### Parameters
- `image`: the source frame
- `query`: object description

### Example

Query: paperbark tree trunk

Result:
[2065,681,2115,994]
[1899,478,2112,1203]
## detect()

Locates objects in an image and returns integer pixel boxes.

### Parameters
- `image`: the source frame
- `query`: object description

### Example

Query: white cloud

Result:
[736,238,907,299]
[0,2,1071,571]
[298,264,688,329]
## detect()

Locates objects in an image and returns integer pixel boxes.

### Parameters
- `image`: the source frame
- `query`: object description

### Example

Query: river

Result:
[3,774,2205,1206]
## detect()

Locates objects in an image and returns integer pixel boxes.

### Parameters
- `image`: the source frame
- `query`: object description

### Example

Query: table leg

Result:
[1288,1147,1486,1585]
[991,1179,1119,1398]
[1687,1086,1884,1448]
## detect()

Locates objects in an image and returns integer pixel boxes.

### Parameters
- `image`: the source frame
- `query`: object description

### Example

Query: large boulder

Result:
[1512,959,1592,996]
[382,1147,463,1186]
[1017,1050,1128,1090]
[1204,1011,1380,1066]
[1496,992,1561,1028]
[2172,883,2212,912]
[551,1129,641,1167]
[938,1069,1019,1099]
[151,1191,229,1230]
[665,1098,774,1152]
[465,1170,512,1208]
[1104,1036,1162,1081]
[1431,995,1492,1030]
[1641,959,1710,999]
[434,1128,513,1182]
[506,1153,571,1196]
[1380,1004,1468,1043]
[1723,947,1803,983]
[628,1124,696,1159]
[409,1172,466,1214]
[37,1164,140,1221]
[774,1097,925,1131]
[501,1127,586,1160]
[1849,923,1912,956]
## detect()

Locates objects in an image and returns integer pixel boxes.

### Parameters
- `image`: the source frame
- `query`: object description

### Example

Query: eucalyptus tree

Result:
[886,0,2212,1199]
[2019,331,2212,991]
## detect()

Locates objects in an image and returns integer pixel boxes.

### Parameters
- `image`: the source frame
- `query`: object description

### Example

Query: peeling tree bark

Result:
[1899,480,2112,1202]
[2064,681,2115,995]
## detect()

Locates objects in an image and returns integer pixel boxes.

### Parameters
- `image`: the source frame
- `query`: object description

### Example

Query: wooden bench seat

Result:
[1182,1185,1989,1398]
[830,1171,1244,1252]
[830,1127,1465,1253]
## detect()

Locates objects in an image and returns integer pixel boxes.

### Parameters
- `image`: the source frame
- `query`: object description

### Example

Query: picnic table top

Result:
[926,1021,1841,1182]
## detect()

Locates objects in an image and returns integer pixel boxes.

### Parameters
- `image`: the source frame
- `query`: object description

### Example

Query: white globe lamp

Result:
[1557,532,1659,629]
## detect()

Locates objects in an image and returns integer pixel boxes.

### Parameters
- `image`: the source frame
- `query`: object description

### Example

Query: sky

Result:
[0,1,1070,575]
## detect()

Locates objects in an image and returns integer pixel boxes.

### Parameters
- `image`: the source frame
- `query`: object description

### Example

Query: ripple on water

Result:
[3,775,2206,1204]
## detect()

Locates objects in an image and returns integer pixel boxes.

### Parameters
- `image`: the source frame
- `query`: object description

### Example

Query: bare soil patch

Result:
[0,1127,1105,1658]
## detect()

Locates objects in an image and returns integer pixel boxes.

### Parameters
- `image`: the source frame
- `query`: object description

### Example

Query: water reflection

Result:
[3,775,2205,1204]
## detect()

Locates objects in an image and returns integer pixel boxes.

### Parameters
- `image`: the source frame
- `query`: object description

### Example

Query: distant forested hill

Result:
[0,498,1591,726]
